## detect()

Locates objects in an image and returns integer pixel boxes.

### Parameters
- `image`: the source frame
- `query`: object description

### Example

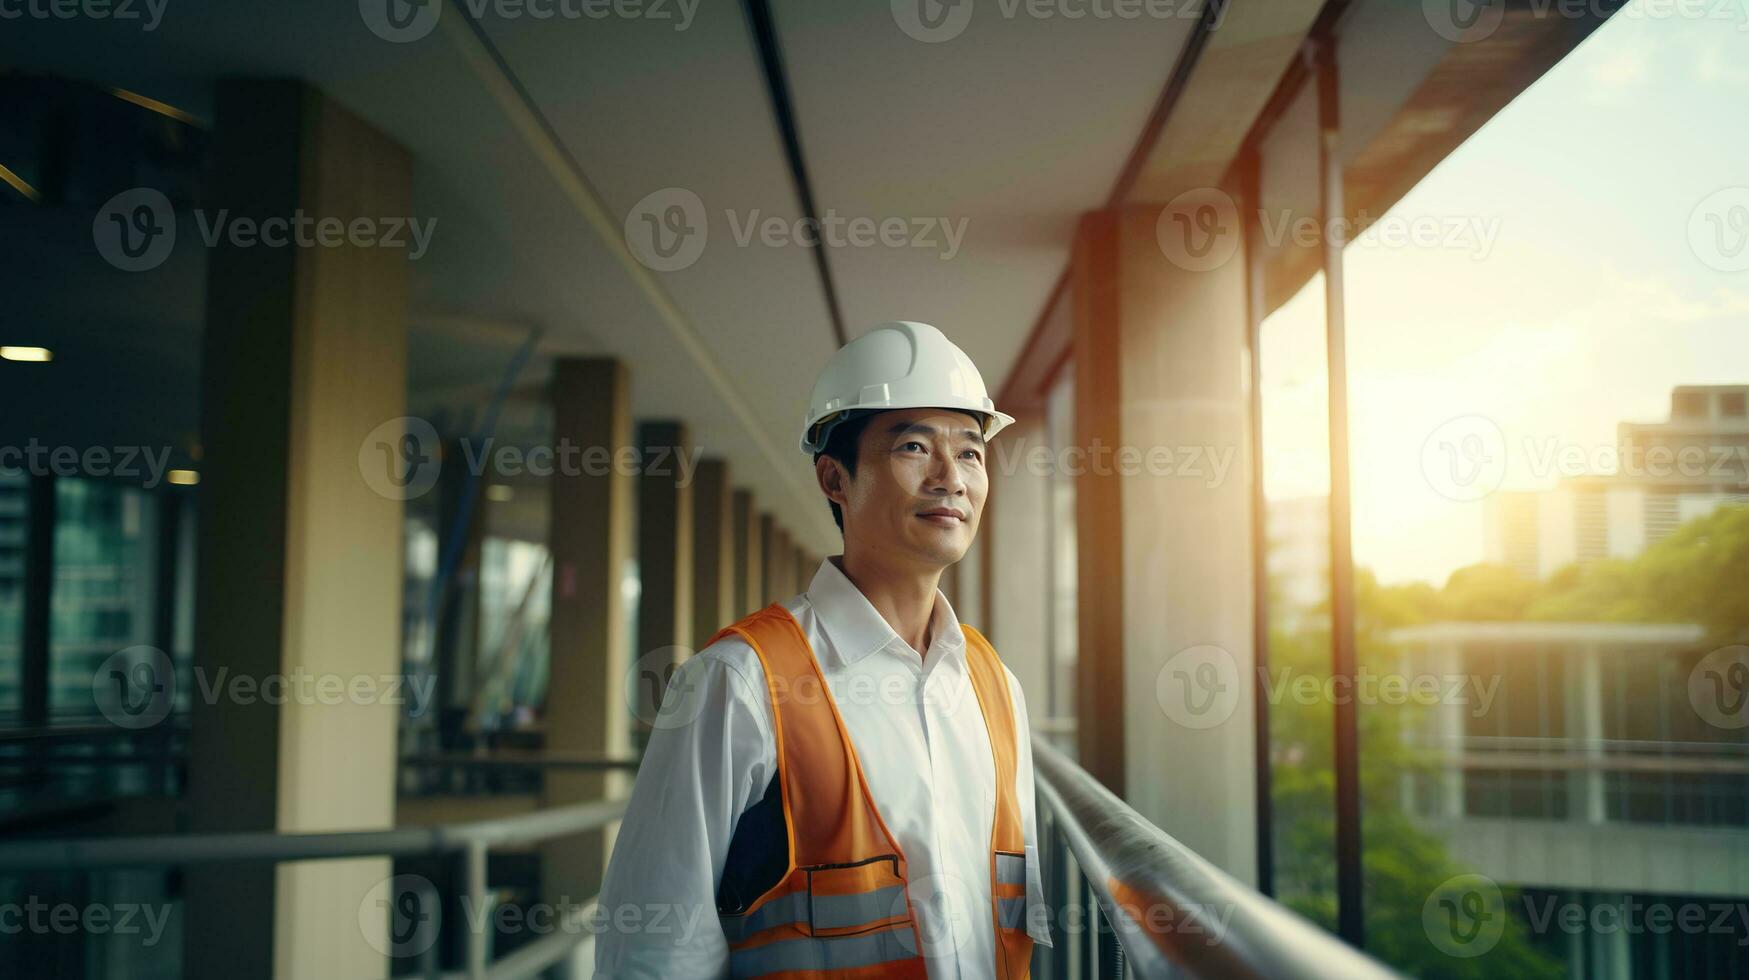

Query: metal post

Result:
[1239,142,1276,900]
[1097,901,1122,980]
[1082,872,1097,979]
[1315,36,1365,949]
[465,840,490,980]
[416,880,442,980]
[1049,814,1070,980]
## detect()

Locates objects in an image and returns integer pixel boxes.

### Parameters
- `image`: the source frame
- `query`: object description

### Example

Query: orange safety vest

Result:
[709,604,1033,978]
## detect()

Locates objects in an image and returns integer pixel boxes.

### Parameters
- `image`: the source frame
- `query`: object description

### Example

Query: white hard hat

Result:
[801,321,1014,455]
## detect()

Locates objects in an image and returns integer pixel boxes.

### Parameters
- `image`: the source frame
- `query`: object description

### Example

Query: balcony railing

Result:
[0,795,628,980]
[2,734,1401,979]
[1031,737,1400,979]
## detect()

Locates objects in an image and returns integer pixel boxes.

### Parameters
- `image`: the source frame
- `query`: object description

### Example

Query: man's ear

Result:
[815,454,850,510]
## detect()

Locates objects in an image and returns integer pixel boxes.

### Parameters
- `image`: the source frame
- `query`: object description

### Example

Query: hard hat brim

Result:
[802,405,1014,455]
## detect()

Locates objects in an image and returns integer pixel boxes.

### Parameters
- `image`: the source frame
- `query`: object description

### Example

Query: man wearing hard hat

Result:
[597,322,1050,978]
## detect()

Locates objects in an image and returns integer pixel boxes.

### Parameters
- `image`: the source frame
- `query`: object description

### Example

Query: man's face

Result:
[821,407,989,570]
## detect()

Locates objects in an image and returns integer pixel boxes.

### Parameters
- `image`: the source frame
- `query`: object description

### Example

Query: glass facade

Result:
[1241,2,1749,974]
[0,472,25,723]
[49,480,154,719]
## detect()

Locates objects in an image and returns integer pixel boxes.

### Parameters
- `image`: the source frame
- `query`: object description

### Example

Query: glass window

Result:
[1342,5,1749,975]
[1255,72,1338,928]
[50,479,156,720]
[0,472,25,724]
[476,536,552,729]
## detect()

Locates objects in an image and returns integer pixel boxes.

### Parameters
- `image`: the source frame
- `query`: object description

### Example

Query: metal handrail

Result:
[0,795,629,980]
[401,751,642,772]
[1032,737,1400,980]
[0,797,626,871]
[7,732,1406,979]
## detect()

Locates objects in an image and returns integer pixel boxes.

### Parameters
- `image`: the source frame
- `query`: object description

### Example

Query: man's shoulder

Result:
[693,596,813,675]
[688,629,768,688]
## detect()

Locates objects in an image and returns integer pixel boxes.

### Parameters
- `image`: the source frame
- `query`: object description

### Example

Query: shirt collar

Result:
[804,557,966,670]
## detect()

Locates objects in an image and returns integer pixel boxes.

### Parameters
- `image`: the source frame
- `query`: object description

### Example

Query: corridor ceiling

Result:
[1,0,1278,550]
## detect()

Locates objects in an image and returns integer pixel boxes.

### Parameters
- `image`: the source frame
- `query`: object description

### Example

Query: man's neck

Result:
[833,552,942,658]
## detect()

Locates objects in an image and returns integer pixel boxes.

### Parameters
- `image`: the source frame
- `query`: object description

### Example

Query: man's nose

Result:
[926,449,968,496]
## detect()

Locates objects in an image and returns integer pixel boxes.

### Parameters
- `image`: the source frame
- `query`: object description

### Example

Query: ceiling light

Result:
[486,485,514,502]
[1,346,52,362]
[0,165,42,204]
[167,470,200,486]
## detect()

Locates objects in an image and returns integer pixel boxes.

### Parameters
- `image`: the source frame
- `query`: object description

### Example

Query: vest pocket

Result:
[803,855,911,938]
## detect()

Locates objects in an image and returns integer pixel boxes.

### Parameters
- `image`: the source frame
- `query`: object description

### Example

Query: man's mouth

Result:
[917,508,966,526]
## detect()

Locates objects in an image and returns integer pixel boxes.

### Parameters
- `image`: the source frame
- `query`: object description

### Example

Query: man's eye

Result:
[960,450,983,462]
[900,441,927,453]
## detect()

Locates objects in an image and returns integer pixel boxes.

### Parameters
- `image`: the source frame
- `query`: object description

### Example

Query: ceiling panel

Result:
[771,1,1197,386]
[0,0,1202,553]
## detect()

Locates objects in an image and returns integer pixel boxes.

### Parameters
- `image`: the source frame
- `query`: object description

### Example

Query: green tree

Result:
[1632,504,1749,640]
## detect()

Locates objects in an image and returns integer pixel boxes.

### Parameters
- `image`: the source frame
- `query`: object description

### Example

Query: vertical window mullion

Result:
[1315,34,1365,950]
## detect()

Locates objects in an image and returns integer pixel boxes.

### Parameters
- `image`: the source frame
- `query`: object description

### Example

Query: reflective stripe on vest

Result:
[710,605,1033,978]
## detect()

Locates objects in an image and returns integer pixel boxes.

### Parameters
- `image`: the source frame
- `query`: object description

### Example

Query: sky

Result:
[1260,1,1749,587]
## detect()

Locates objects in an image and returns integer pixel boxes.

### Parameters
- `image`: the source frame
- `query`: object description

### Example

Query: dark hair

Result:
[813,411,875,533]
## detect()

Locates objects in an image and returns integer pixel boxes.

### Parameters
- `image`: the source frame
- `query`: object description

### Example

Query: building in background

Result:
[1268,495,1330,628]
[1390,621,1749,976]
[1486,386,1749,580]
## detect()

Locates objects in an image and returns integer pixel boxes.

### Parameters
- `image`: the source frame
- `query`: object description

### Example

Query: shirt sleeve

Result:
[1007,667,1054,948]
[594,644,776,979]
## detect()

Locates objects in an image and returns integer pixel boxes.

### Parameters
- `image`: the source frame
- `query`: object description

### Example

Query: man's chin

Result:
[913,536,971,569]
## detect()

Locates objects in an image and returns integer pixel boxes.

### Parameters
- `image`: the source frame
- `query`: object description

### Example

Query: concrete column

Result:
[733,490,760,617]
[634,420,693,698]
[759,515,780,605]
[188,80,411,980]
[544,359,634,901]
[1073,210,1127,796]
[767,526,788,604]
[775,532,795,601]
[1073,205,1257,883]
[691,459,734,650]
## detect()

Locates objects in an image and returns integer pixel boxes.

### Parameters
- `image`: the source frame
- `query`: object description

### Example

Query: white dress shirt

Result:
[594,557,1051,978]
